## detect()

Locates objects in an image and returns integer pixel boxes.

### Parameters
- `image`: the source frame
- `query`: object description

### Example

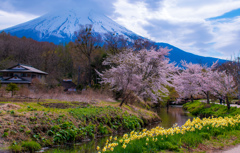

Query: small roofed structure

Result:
[0,63,48,86]
[61,79,77,92]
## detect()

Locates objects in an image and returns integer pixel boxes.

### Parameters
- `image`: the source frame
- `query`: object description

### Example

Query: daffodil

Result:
[96,146,100,151]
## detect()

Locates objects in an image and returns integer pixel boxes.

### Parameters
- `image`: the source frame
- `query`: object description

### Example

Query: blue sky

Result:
[0,0,240,59]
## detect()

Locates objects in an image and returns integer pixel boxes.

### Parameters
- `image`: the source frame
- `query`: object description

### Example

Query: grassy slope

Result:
[183,100,240,117]
[0,100,160,151]
[92,101,240,153]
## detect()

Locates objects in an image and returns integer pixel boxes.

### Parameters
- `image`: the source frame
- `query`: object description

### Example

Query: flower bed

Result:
[97,114,240,153]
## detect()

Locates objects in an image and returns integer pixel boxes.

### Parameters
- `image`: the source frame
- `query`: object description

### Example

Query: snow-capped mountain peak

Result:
[3,8,137,44]
[2,8,225,65]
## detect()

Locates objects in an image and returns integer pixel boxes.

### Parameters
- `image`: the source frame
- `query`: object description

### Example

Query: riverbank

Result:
[0,100,160,152]
[93,101,240,153]
[96,114,240,153]
[183,100,240,118]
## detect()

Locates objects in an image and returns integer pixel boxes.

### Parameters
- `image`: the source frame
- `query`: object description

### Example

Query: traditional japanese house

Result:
[0,63,48,86]
[61,79,77,92]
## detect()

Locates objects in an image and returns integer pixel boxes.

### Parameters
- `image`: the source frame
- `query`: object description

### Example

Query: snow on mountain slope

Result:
[3,8,138,44]
[2,8,225,65]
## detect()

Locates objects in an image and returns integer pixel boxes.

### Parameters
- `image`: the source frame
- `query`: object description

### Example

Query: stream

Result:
[44,105,193,153]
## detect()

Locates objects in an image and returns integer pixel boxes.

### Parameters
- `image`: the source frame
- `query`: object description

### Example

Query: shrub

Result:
[19,128,24,132]
[21,141,41,152]
[6,83,19,97]
[2,132,8,137]
[25,130,31,135]
[4,128,9,132]
[9,142,22,152]
[10,110,15,115]
[98,124,109,134]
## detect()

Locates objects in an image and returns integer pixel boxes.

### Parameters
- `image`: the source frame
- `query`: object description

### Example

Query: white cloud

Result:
[0,10,37,30]
[1,0,240,59]
[112,0,154,39]
[112,0,240,59]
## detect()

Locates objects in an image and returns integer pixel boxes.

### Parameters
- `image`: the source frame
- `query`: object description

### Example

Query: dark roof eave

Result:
[0,70,48,75]
[1,81,31,84]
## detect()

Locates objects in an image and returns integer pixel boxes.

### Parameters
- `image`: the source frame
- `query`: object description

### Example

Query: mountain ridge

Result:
[1,8,226,65]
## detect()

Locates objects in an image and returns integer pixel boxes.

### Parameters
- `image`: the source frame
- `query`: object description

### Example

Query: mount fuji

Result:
[2,8,139,44]
[2,8,226,65]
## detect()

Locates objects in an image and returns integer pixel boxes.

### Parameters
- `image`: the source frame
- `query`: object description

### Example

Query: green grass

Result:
[99,115,240,153]
[183,100,240,117]
[0,100,157,152]
[21,141,41,152]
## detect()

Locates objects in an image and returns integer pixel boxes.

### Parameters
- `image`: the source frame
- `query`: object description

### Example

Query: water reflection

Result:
[45,106,192,153]
[156,105,193,128]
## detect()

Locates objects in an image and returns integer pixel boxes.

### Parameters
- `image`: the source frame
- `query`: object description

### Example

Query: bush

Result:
[21,141,41,152]
[9,143,22,152]
[2,132,8,137]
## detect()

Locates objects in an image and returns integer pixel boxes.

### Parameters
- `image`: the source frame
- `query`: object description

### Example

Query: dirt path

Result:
[200,100,240,108]
[220,144,240,153]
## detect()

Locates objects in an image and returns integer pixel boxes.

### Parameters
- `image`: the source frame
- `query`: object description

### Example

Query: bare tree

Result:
[74,25,102,86]
[104,32,128,55]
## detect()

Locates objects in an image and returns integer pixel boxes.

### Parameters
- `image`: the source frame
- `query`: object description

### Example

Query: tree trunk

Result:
[190,95,194,102]
[226,95,230,110]
[119,92,131,107]
[77,66,81,86]
[88,57,92,86]
[219,98,222,105]
[206,91,210,104]
[167,101,169,112]
[119,98,125,107]
[11,91,13,97]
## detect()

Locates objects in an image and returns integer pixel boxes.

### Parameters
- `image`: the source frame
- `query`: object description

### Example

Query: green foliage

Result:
[4,128,9,132]
[181,132,203,147]
[27,105,37,111]
[21,141,41,152]
[98,123,109,134]
[211,128,224,136]
[199,132,210,140]
[69,106,143,131]
[2,132,8,137]
[122,114,143,130]
[47,122,79,144]
[6,83,19,97]
[10,110,15,115]
[25,130,31,135]
[9,142,22,152]
[183,101,206,116]
[183,100,240,117]
[19,128,24,132]
[155,141,179,151]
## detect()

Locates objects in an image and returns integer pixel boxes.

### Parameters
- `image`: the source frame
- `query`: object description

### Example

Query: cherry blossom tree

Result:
[210,70,237,109]
[174,61,202,102]
[97,47,176,106]
[174,61,218,103]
